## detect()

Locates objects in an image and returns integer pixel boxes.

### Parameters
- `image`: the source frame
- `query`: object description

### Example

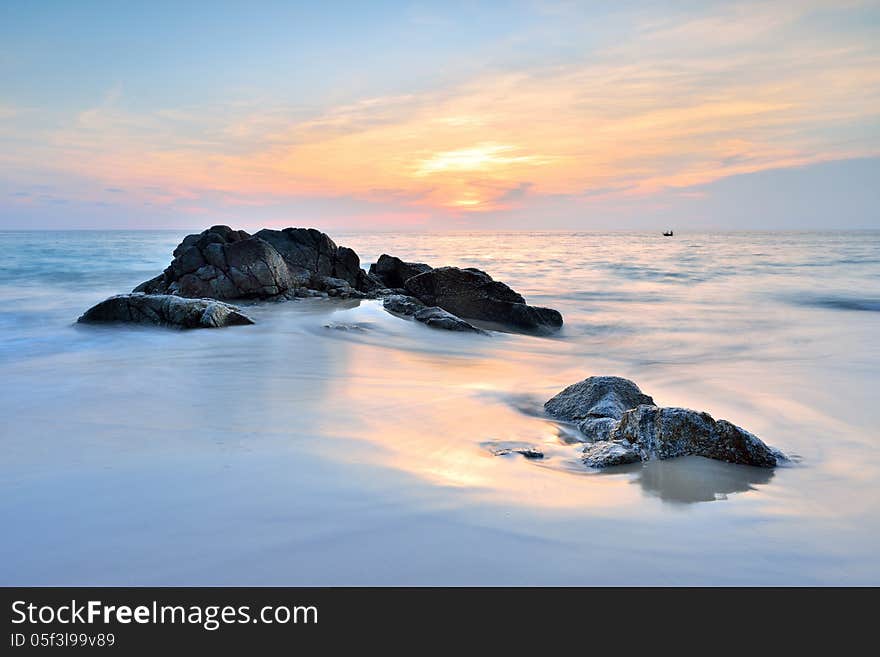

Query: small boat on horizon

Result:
[663,230,674,237]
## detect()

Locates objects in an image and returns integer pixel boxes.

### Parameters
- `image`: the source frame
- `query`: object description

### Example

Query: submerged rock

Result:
[78,294,254,329]
[544,375,783,468]
[404,266,563,333]
[492,447,545,459]
[382,294,426,316]
[323,322,369,331]
[413,306,487,334]
[382,294,487,334]
[369,254,432,289]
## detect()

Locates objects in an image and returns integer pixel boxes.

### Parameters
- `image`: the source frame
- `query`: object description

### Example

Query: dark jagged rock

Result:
[543,375,784,468]
[382,294,486,334]
[493,447,545,459]
[253,228,335,278]
[413,306,487,334]
[132,273,166,294]
[253,228,380,292]
[404,266,562,333]
[609,405,783,468]
[544,375,654,440]
[382,294,426,316]
[185,236,294,299]
[77,294,253,329]
[321,276,352,291]
[319,276,373,299]
[369,254,432,288]
[133,225,380,300]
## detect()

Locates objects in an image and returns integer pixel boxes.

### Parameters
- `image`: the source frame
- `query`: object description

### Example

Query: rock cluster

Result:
[544,376,784,468]
[371,253,563,333]
[80,226,564,335]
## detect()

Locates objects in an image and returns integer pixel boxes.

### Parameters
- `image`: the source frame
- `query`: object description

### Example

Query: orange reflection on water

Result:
[312,338,649,511]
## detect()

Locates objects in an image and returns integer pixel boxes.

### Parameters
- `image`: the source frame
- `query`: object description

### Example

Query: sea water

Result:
[1,230,878,584]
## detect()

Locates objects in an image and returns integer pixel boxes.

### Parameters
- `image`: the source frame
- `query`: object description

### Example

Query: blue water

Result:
[1,230,879,584]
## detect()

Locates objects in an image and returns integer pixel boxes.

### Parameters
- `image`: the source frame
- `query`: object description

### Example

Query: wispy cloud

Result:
[1,0,878,225]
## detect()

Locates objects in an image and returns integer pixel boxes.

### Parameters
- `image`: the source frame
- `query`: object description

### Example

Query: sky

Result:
[1,0,878,231]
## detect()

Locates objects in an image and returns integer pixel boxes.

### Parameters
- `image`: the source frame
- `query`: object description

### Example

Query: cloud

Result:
[0,104,19,121]
[1,0,878,227]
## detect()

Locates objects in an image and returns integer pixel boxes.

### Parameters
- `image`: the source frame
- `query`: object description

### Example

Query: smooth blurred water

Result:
[1,229,879,584]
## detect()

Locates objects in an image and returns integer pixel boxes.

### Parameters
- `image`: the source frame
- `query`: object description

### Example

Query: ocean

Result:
[1,229,878,584]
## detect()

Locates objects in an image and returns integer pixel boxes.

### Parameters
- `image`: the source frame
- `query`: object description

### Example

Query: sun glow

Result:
[415,143,551,176]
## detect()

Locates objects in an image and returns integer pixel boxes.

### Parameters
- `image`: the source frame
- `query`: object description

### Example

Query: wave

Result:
[789,294,880,312]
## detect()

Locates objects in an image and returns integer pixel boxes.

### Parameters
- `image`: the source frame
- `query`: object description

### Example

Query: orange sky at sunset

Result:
[2,1,878,229]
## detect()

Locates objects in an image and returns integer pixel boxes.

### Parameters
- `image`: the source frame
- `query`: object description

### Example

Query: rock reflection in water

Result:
[608,455,776,504]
